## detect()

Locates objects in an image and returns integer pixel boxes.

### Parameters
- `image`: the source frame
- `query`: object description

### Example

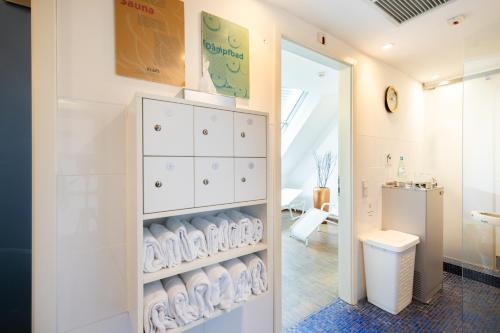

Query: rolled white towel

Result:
[226,210,254,246]
[228,222,241,248]
[222,258,251,303]
[183,221,209,259]
[191,217,219,256]
[241,213,264,245]
[204,264,235,310]
[143,281,177,333]
[205,215,229,252]
[217,213,241,249]
[162,276,199,326]
[165,218,196,262]
[241,254,268,295]
[181,269,214,318]
[149,223,182,268]
[143,227,164,273]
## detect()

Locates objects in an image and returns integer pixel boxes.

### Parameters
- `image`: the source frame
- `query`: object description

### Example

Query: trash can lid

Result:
[360,230,420,253]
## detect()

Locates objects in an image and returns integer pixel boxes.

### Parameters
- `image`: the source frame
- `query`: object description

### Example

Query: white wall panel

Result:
[57,99,125,176]
[423,84,463,262]
[56,174,126,332]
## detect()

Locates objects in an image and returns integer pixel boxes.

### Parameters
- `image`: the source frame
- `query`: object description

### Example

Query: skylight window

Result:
[281,88,307,132]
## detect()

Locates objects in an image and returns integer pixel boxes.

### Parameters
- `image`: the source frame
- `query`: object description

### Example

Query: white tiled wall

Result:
[355,63,425,231]
[57,0,178,105]
[65,313,131,333]
[56,175,125,254]
[56,99,129,333]
[423,84,463,262]
[57,99,125,176]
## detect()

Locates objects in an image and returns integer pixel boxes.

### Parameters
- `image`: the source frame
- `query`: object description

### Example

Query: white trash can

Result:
[361,230,420,314]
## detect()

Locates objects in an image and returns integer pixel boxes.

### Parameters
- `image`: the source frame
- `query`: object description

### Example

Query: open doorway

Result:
[280,39,352,330]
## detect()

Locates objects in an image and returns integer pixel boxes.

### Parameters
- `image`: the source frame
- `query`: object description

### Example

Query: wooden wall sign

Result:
[115,0,185,86]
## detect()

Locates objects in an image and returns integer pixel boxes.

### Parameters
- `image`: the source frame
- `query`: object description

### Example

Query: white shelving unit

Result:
[143,242,268,284]
[126,93,271,333]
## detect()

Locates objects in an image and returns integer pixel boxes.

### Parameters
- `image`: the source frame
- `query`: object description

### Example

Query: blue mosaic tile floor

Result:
[286,273,500,333]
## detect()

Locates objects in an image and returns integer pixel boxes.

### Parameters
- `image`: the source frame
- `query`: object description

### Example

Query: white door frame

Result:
[32,0,58,332]
[272,34,356,333]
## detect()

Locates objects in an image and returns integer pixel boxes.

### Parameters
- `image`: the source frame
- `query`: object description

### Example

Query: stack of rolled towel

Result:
[143,210,264,273]
[143,255,268,332]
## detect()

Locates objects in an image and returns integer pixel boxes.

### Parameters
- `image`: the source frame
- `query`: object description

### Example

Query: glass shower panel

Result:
[462,22,500,332]
[462,73,500,269]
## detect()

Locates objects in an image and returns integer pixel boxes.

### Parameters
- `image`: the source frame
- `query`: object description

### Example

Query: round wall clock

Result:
[385,85,399,113]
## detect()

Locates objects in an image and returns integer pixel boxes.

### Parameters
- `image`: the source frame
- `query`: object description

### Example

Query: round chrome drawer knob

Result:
[241,177,247,183]
[203,179,209,185]
[202,129,208,135]
[155,181,162,188]
[154,124,162,131]
[241,132,246,138]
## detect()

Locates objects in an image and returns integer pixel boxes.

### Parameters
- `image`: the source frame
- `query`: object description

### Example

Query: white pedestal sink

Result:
[471,211,500,270]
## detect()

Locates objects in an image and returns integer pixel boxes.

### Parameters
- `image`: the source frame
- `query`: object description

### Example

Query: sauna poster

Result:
[115,0,185,86]
[201,12,250,99]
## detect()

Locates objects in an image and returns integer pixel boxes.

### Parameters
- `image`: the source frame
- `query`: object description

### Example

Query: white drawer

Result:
[143,157,194,213]
[234,112,266,157]
[234,158,266,202]
[194,107,233,156]
[195,157,234,207]
[143,99,193,156]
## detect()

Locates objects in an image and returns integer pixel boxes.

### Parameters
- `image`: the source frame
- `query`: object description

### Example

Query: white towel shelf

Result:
[143,242,268,284]
[126,93,272,333]
[167,292,269,333]
[142,199,267,221]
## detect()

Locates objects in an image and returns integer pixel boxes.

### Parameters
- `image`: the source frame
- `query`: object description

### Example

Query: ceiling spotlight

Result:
[431,75,440,80]
[448,15,465,27]
[382,43,394,50]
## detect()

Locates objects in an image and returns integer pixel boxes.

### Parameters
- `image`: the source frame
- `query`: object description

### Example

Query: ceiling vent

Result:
[372,0,452,24]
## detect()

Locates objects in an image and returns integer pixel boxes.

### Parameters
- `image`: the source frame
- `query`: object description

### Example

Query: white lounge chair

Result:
[281,188,305,220]
[290,202,334,246]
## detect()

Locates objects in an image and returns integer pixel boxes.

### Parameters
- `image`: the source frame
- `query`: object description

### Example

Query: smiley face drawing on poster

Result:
[201,11,250,99]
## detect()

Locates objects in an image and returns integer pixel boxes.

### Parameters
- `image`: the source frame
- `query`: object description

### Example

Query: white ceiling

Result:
[264,0,500,82]
[281,46,338,155]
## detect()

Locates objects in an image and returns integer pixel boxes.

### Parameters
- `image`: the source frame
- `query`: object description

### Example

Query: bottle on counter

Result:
[397,155,407,182]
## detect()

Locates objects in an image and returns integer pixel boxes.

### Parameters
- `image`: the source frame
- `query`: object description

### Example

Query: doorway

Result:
[279,39,353,330]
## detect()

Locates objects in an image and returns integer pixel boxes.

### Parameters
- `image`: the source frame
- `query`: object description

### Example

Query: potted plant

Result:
[313,151,337,214]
